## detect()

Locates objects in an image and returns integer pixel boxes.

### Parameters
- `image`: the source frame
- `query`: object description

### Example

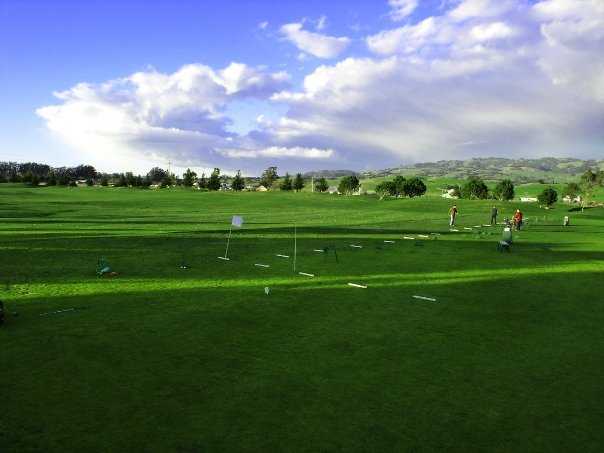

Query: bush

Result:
[402,177,427,198]
[538,187,558,207]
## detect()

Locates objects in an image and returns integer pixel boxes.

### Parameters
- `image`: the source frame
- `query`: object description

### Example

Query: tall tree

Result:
[207,168,221,191]
[315,177,329,193]
[293,173,305,192]
[147,167,168,183]
[393,175,406,197]
[260,166,279,189]
[280,173,293,191]
[338,175,360,195]
[232,170,245,191]
[198,173,208,189]
[182,168,197,187]
[494,179,515,201]
[462,176,489,199]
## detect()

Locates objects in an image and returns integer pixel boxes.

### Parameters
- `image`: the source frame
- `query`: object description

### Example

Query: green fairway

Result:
[2,185,604,452]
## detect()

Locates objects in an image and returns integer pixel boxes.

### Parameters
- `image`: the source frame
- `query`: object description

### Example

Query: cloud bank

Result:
[38,1,604,173]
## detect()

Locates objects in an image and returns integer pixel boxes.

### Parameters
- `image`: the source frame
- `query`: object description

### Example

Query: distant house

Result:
[76,179,88,187]
[256,185,268,192]
[562,195,582,204]
[327,186,339,194]
[520,197,538,203]
[441,188,459,199]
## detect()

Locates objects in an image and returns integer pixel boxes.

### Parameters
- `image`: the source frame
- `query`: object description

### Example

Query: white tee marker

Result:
[412,295,437,302]
[348,283,367,289]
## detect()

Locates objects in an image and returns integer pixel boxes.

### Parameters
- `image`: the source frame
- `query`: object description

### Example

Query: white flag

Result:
[231,215,244,228]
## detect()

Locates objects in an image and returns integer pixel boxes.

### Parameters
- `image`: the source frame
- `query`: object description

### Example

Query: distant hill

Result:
[357,157,604,183]
[303,170,358,178]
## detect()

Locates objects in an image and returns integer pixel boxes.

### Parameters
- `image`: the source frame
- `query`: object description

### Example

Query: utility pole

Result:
[311,176,314,193]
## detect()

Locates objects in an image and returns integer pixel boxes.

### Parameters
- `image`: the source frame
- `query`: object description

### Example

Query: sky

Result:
[1,0,603,175]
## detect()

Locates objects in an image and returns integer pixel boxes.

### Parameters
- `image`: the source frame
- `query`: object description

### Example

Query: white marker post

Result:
[293,224,297,273]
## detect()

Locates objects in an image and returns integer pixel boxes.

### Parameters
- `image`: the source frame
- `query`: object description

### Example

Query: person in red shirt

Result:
[513,209,523,230]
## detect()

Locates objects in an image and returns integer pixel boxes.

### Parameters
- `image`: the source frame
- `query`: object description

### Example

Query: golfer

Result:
[449,205,458,226]
[513,209,523,230]
[490,206,498,225]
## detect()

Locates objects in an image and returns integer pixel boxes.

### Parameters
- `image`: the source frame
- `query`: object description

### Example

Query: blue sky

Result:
[1,0,603,175]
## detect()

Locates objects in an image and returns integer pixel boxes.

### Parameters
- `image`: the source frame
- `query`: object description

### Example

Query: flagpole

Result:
[293,224,297,273]
[224,225,233,259]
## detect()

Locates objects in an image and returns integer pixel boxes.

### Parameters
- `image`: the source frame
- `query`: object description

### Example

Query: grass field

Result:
[2,185,604,452]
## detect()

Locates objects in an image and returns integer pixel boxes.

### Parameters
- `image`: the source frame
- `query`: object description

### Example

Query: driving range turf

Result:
[1,185,604,452]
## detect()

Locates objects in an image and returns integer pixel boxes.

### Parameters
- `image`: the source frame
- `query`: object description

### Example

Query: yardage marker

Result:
[254,263,270,268]
[276,254,290,258]
[413,295,437,302]
[298,272,315,277]
[348,283,367,289]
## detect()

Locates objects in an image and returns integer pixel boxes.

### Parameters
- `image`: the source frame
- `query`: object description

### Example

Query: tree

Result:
[48,172,57,186]
[260,166,279,189]
[402,177,427,198]
[493,179,515,201]
[232,170,245,191]
[315,177,329,193]
[207,168,221,191]
[338,175,360,195]
[462,176,489,199]
[538,187,558,207]
[563,182,581,199]
[182,168,197,187]
[116,174,128,187]
[198,173,208,189]
[100,175,109,187]
[293,173,305,192]
[147,167,168,183]
[280,173,293,191]
[580,170,598,210]
[375,181,397,200]
[30,174,40,186]
[85,178,94,186]
[393,176,406,197]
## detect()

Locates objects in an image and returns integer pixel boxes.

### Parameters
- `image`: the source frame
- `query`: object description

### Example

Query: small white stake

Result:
[348,283,367,288]
[276,254,289,258]
[350,244,363,248]
[313,249,325,253]
[413,295,437,302]
[254,263,270,268]
[217,256,230,261]
[384,240,395,243]
[298,272,315,277]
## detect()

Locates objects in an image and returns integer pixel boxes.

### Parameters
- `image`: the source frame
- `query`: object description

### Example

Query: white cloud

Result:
[37,0,604,172]
[470,22,517,41]
[37,63,298,172]
[316,15,327,31]
[218,146,334,159]
[280,22,350,59]
[388,0,418,21]
[258,21,269,30]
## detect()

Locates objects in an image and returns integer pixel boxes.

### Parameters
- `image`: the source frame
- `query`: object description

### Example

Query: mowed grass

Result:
[1,185,604,452]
